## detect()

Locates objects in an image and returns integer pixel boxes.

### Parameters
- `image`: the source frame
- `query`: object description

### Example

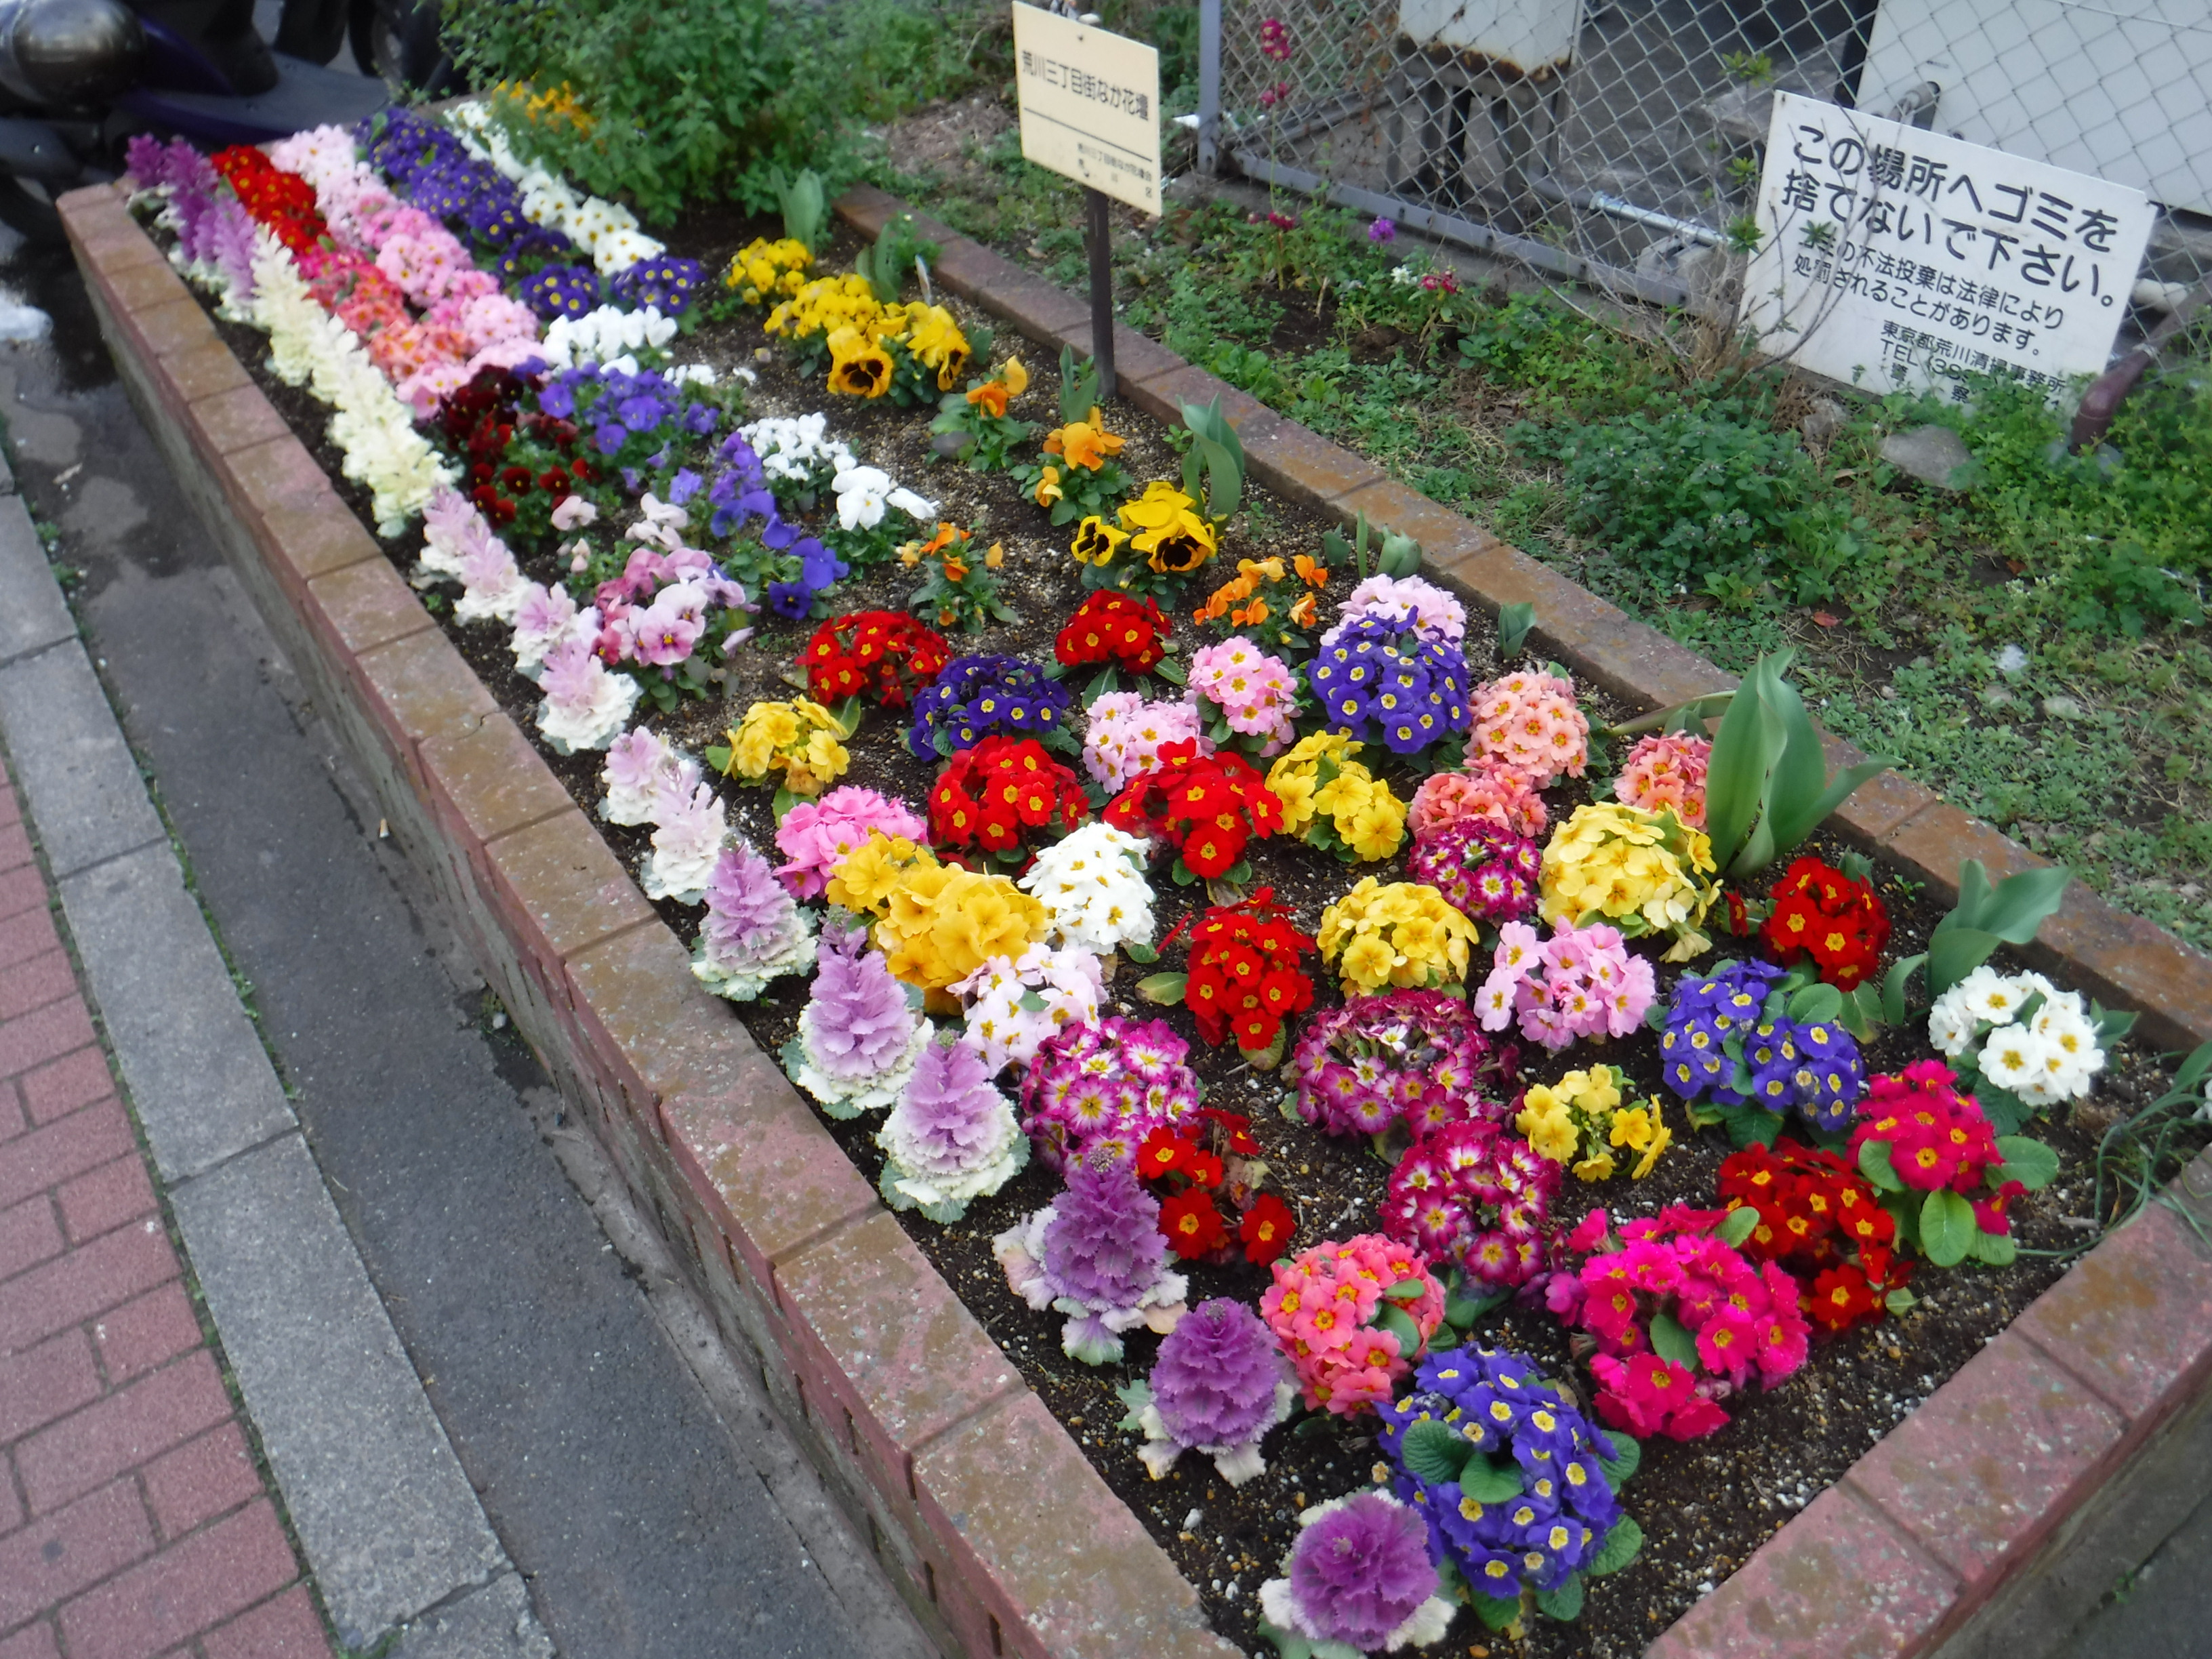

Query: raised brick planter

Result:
[59,176,2212,1659]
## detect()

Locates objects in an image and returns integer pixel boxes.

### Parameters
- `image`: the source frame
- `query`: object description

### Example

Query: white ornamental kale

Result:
[535,636,640,754]
[787,921,930,1119]
[691,842,817,1002]
[639,778,726,905]
[598,726,700,827]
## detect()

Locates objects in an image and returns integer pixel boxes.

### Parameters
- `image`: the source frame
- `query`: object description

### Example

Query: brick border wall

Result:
[58,178,2212,1659]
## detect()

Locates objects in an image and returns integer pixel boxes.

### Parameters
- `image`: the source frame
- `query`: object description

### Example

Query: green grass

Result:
[875,134,2212,951]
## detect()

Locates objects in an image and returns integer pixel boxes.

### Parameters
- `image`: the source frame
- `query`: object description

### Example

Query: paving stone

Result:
[390,1572,552,1659]
[188,386,290,457]
[58,844,294,1182]
[2017,1202,2212,1422]
[0,1095,134,1210]
[1650,1481,1959,1658]
[0,820,31,875]
[16,1348,233,1516]
[1851,1334,2128,1584]
[0,1480,157,1633]
[417,716,572,856]
[0,1326,102,1441]
[160,341,251,407]
[0,1190,62,1279]
[139,1422,266,1542]
[199,1583,333,1659]
[304,557,434,663]
[1242,419,1389,512]
[96,260,188,318]
[0,642,166,878]
[16,1047,111,1124]
[0,997,96,1085]
[54,1153,156,1244]
[90,1281,203,1385]
[0,495,76,667]
[56,1498,296,1659]
[255,498,381,592]
[481,811,655,968]
[168,1133,506,1647]
[0,1620,58,1659]
[0,948,75,1021]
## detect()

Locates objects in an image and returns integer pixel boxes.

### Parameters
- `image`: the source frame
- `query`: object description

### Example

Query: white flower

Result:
[1980,1025,2051,1092]
[953,943,1105,1073]
[1019,823,1155,954]
[886,486,938,521]
[832,465,893,530]
[1953,964,2021,1025]
[640,780,726,904]
[1927,983,1980,1059]
[536,638,640,754]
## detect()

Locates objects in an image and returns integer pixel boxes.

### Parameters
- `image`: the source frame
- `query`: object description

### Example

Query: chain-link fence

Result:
[1200,0,2211,327]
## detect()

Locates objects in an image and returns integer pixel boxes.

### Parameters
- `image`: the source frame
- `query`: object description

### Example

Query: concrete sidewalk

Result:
[0,224,934,1658]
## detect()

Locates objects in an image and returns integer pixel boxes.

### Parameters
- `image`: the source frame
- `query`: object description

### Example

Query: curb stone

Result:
[828,184,2212,1059]
[61,176,2212,1659]
[0,321,545,1657]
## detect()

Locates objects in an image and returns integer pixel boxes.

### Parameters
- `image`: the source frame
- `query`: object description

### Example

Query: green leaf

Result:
[1704,657,1789,876]
[1446,1283,1510,1330]
[1495,600,1535,659]
[1122,940,1160,964]
[1840,982,1883,1043]
[1977,1083,2034,1136]
[1151,655,1187,687]
[1017,989,1051,1013]
[1649,1311,1698,1367]
[1113,1379,1152,1431]
[1373,1302,1422,1355]
[1399,1419,1474,1486]
[1788,983,1845,1025]
[1459,1454,1524,1502]
[1083,665,1120,705]
[1587,1515,1644,1577]
[1885,1286,1919,1313]
[1717,1206,1761,1247]
[703,743,733,775]
[1718,1102,1784,1149]
[1534,1574,1585,1622]
[1964,1225,2018,1267]
[1883,1191,1923,1250]
[1170,860,1200,886]
[1955,859,2074,943]
[1921,1188,1979,1267]
[1881,951,1926,1023]
[1993,1135,2060,1191]
[1858,1139,1904,1193]
[1595,1430,1641,1488]
[1382,1277,1429,1303]
[1134,972,1189,1005]
[771,786,798,821]
[1471,1591,1523,1632]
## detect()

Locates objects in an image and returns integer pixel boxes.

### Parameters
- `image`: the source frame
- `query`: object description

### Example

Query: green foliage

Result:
[1180,395,1247,523]
[774,167,827,253]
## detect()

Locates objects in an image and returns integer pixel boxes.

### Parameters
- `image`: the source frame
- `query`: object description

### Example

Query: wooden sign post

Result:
[1010,2,1162,401]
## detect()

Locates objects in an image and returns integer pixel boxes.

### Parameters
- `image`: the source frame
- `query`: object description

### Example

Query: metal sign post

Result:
[1010,1,1162,403]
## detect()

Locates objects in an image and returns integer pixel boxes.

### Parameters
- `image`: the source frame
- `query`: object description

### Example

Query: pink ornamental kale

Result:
[691,842,815,1002]
[876,1037,1027,1221]
[1130,1298,1294,1486]
[788,922,927,1118]
[994,1156,1188,1365]
[1258,1492,1451,1656]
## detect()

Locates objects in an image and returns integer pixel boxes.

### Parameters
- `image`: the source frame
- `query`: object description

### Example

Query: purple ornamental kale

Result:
[890,1040,1008,1179]
[800,922,918,1082]
[699,843,796,960]
[1150,1299,1290,1451]
[1277,1494,1440,1652]
[1040,1157,1166,1311]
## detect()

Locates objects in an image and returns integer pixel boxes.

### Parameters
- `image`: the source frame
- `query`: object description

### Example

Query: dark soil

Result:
[167,208,2194,1659]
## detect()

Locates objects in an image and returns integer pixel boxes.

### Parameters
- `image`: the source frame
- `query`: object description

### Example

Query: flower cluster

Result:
[829,837,1050,995]
[1929,967,2107,1110]
[934,357,1033,472]
[1614,731,1712,830]
[717,699,852,800]
[724,235,813,305]
[1322,575,1465,647]
[801,612,951,708]
[1718,1141,1906,1332]
[1318,880,1481,996]
[772,786,926,900]
[1079,692,1211,792]
[1475,920,1657,1052]
[1021,404,1130,523]
[1291,990,1515,1139]
[994,1156,1188,1366]
[1016,822,1157,955]
[787,921,932,1119]
[876,1036,1028,1222]
[1019,1017,1202,1172]
[1261,1235,1446,1415]
[1104,741,1282,881]
[1073,481,1217,588]
[1849,1062,2020,1235]
[1257,1493,1454,1658]
[953,943,1105,1073]
[1656,959,1866,1132]
[1187,636,1300,750]
[1380,1347,1635,1616]
[1307,614,1471,756]
[1517,1067,1672,1182]
[900,521,1010,633]
[1762,856,1891,991]
[1409,819,1542,926]
[1382,1122,1558,1287]
[1469,670,1589,787]
[926,736,1087,863]
[1124,1298,1296,1486]
[1171,889,1317,1053]
[1193,555,1328,653]
[1054,590,1168,676]
[1266,734,1408,864]
[1540,802,1717,954]
[1407,761,1548,842]
[908,655,1074,760]
[1549,1208,1811,1440]
[690,842,817,1001]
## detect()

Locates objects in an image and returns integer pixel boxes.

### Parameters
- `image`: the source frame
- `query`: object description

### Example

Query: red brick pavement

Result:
[0,757,331,1658]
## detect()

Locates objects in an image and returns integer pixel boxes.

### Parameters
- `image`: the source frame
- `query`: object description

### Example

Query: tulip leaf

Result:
[1881,951,1925,1023]
[1994,1135,2060,1191]
[1495,601,1535,659]
[1702,657,1786,876]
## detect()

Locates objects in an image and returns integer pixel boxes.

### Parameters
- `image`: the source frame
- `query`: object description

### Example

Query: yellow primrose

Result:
[723,699,853,799]
[1317,878,1478,994]
[827,832,938,916]
[1610,1102,1673,1179]
[1540,802,1716,958]
[872,864,1050,992]
[1517,1063,1641,1178]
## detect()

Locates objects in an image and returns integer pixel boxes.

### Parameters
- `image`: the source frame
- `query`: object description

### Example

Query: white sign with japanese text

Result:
[1740,90,2155,403]
[1011,2,1162,216]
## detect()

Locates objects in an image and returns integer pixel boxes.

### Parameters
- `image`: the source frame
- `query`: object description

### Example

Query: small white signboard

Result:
[1011,1,1162,216]
[1740,90,2156,403]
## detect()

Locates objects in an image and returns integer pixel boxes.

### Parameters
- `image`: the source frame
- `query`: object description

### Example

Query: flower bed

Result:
[89,121,2212,1659]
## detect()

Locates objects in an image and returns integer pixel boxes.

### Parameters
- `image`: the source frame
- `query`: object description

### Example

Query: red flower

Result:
[1195,1107,1262,1157]
[1138,1128,1198,1183]
[1104,741,1282,885]
[1240,1193,1296,1264]
[802,611,951,709]
[1055,591,1166,674]
[1159,1189,1229,1260]
[1807,1263,1882,1332]
[1762,855,1891,989]
[928,736,1086,863]
[1168,888,1316,1050]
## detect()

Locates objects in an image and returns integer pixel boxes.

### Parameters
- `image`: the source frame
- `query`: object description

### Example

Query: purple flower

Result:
[1042,1157,1165,1311]
[792,922,925,1117]
[521,263,601,321]
[907,655,1073,760]
[1368,218,1396,243]
[1265,1494,1441,1652]
[763,580,813,619]
[1151,1299,1290,1450]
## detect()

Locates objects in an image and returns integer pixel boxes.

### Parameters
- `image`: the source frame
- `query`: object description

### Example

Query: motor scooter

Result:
[0,0,439,241]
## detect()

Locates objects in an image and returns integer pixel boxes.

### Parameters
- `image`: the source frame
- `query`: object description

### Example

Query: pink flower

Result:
[1615,731,1713,830]
[1567,1209,1610,1252]
[1467,670,1589,787]
[1694,1308,1759,1385]
[1408,762,1547,840]
[1619,1239,1682,1294]
[774,786,926,899]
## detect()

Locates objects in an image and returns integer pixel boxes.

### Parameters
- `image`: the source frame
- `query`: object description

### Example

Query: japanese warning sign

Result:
[1741,90,2155,402]
[1011,2,1162,216]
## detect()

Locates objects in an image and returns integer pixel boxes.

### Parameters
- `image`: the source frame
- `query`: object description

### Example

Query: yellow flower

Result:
[1540,802,1715,950]
[1574,1152,1618,1183]
[1034,466,1064,509]
[1317,878,1477,993]
[725,699,851,798]
[1609,1103,1673,1179]
[827,832,938,916]
[1043,409,1126,472]
[900,304,972,389]
[1517,1103,1580,1164]
[826,325,894,398]
[1118,481,1217,575]
[1070,516,1130,567]
[872,865,1050,991]
[1338,933,1397,989]
[1267,733,1359,836]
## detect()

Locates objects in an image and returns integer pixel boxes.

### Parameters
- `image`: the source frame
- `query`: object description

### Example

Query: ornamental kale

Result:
[993,1155,1189,1366]
[1257,1492,1454,1657]
[1119,1296,1295,1486]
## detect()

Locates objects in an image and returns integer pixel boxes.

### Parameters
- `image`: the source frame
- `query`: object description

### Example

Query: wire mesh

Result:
[1210,0,2210,326]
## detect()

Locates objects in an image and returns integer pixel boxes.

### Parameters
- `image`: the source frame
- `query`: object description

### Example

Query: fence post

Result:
[1197,0,1222,176]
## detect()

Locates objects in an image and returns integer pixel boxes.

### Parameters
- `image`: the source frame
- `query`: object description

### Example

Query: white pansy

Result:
[832,465,893,530]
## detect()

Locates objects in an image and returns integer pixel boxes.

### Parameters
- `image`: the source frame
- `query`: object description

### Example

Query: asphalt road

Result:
[0,222,930,1659]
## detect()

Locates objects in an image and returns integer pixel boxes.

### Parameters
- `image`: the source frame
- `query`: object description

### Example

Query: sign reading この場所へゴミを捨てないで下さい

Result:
[1010,2,1162,216]
[1740,90,2155,403]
